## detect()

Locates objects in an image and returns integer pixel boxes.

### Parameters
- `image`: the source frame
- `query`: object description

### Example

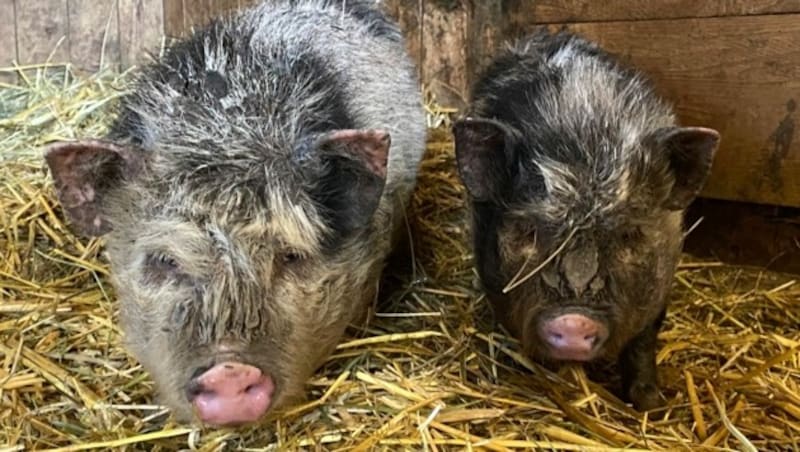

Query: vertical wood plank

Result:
[163,0,185,37]
[236,0,260,11]
[466,0,505,94]
[384,0,424,81]
[215,0,240,15]
[16,0,70,65]
[0,0,17,82]
[183,0,214,32]
[421,0,469,109]
[119,0,165,67]
[68,0,120,72]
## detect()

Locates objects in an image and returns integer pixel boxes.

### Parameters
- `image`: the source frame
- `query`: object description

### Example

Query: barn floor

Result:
[1,66,798,451]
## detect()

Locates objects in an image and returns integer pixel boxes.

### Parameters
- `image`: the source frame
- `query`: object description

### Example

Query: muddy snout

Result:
[539,313,609,361]
[186,362,275,426]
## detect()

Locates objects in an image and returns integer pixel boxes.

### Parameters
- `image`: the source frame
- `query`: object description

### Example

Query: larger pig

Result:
[454,30,719,410]
[44,0,426,426]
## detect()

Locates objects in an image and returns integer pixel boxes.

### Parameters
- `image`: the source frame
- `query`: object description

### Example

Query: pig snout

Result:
[186,362,275,426]
[540,314,608,361]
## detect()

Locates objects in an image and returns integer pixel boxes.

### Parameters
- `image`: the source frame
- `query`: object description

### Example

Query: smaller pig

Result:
[454,30,720,410]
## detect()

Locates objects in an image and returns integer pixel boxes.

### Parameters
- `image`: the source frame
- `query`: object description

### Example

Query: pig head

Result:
[45,128,391,425]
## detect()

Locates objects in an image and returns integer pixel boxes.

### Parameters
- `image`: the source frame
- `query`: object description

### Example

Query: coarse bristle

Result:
[0,65,798,451]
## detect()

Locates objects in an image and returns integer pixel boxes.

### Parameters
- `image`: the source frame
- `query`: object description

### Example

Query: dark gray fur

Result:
[454,30,719,411]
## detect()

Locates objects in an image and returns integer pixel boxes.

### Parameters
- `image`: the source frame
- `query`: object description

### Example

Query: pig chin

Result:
[546,348,599,362]
[524,338,603,363]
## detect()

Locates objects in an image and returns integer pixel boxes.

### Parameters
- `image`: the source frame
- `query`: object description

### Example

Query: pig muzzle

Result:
[539,313,609,361]
[186,361,275,426]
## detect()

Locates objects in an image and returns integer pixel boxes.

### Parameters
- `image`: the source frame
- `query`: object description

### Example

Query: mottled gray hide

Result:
[454,30,719,411]
[45,0,426,425]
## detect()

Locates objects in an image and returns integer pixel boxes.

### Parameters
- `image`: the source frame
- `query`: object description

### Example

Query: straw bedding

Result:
[0,65,798,451]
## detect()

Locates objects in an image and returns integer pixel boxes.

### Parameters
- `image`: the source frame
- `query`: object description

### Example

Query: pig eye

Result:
[279,250,304,265]
[620,228,643,242]
[144,253,181,281]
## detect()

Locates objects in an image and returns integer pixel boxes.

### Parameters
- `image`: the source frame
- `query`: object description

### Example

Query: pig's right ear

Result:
[453,117,513,202]
[44,140,142,236]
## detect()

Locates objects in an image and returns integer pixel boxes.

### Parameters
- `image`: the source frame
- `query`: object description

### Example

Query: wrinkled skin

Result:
[454,30,719,410]
[44,0,426,425]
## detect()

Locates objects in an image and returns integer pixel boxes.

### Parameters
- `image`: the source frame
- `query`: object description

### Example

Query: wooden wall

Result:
[3,0,800,208]
[0,0,162,80]
[0,0,250,81]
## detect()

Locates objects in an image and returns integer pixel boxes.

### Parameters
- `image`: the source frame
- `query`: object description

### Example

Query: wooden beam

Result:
[119,0,164,67]
[516,0,800,24]
[67,0,120,72]
[15,0,70,65]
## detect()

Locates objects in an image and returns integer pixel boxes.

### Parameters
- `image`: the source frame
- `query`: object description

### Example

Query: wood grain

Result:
[384,0,424,81]
[421,0,469,109]
[215,0,239,13]
[163,0,249,37]
[0,0,17,82]
[68,0,120,72]
[184,0,214,32]
[213,0,252,19]
[119,0,164,67]
[163,0,185,37]
[466,0,505,91]
[15,0,70,65]
[516,0,800,24]
[552,15,800,207]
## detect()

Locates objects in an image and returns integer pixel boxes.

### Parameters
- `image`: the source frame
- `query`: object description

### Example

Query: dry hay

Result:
[0,65,799,452]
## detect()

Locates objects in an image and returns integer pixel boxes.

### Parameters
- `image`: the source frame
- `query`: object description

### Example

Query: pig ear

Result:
[310,129,391,237]
[453,117,513,202]
[44,140,142,236]
[651,127,720,210]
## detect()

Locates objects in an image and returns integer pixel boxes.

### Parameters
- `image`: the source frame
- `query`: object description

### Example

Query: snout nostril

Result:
[186,380,208,402]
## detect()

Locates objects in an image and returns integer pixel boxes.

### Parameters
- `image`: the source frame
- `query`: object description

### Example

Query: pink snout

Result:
[541,314,608,361]
[187,362,274,426]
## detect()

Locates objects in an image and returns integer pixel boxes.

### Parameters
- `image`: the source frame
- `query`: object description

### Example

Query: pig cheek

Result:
[114,270,190,409]
[606,257,666,353]
[497,232,539,285]
[268,276,342,407]
[273,263,375,408]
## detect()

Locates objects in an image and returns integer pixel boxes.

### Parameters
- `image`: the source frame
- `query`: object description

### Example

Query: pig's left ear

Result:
[308,129,391,237]
[650,127,720,210]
